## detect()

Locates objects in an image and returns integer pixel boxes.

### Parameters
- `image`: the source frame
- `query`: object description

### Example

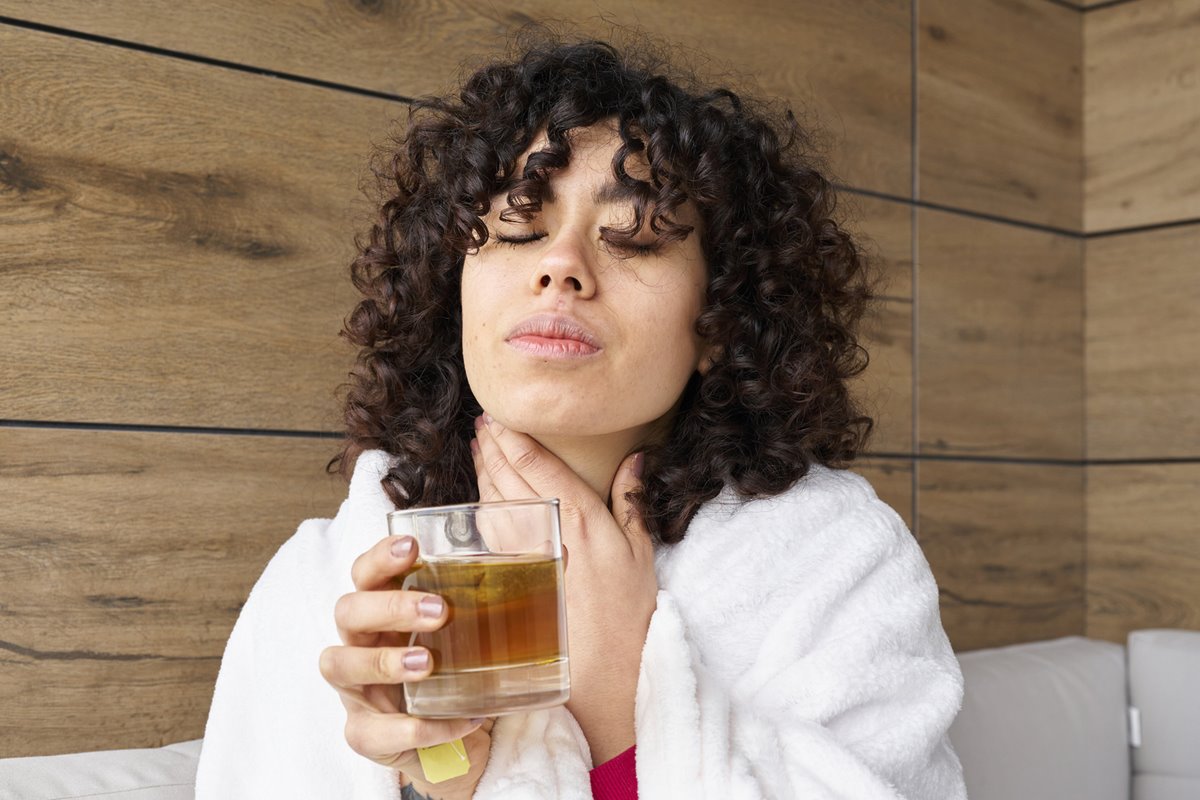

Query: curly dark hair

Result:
[328,29,882,545]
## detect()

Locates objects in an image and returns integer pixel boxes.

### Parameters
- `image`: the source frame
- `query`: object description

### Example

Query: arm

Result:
[195,518,407,800]
[634,492,967,800]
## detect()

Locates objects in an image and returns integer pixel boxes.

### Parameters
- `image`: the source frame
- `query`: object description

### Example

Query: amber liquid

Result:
[398,553,569,717]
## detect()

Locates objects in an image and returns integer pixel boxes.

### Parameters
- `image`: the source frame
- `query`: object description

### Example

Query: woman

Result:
[195,32,967,800]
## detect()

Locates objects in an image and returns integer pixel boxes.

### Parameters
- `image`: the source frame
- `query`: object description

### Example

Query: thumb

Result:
[610,451,647,537]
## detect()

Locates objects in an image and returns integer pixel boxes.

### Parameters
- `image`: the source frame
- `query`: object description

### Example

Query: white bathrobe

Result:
[195,449,966,799]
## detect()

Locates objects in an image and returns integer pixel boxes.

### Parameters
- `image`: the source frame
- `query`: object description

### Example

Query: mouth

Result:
[505,313,603,358]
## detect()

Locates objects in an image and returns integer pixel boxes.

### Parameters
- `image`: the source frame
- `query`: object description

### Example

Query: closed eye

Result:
[604,238,661,257]
[494,233,547,246]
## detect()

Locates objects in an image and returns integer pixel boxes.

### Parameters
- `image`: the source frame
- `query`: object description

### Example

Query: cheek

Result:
[459,263,490,381]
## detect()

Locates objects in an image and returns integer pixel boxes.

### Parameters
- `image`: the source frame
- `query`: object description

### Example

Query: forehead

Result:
[517,121,651,184]
[498,121,702,229]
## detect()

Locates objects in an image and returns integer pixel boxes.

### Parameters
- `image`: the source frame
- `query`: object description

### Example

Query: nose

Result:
[529,228,597,299]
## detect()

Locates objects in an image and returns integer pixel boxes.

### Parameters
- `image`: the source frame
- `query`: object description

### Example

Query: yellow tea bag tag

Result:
[416,738,470,783]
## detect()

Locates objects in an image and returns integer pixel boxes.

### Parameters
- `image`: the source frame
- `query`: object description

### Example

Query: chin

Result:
[493,406,607,437]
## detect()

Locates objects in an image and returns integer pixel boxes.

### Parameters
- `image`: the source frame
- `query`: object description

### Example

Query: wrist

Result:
[400,772,476,800]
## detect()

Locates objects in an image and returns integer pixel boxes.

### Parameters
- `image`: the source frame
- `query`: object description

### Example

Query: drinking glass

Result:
[387,498,570,718]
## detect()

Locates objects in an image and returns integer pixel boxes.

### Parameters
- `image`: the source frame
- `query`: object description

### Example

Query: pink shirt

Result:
[588,744,638,799]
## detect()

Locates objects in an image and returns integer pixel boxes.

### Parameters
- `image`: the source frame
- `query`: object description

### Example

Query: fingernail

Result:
[474,415,484,431]
[468,717,486,725]
[403,650,430,671]
[391,536,413,558]
[470,438,480,455]
[418,595,445,618]
[632,452,645,479]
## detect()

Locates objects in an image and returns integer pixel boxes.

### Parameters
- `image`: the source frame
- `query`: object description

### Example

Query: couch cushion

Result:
[1134,774,1200,800]
[0,738,201,800]
[950,636,1129,800]
[1128,628,1200,800]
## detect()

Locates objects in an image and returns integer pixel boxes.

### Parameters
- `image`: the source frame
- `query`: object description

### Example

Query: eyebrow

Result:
[538,179,646,207]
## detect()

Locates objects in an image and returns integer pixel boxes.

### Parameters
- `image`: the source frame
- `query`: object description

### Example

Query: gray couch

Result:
[2,629,1197,799]
[949,629,1199,800]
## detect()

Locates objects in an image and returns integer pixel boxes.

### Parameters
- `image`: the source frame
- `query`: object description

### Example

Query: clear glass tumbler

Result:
[387,498,570,718]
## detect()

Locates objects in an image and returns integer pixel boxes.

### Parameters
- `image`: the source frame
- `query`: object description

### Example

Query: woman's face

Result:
[461,122,711,440]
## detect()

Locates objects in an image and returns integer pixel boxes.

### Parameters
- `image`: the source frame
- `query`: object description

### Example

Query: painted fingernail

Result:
[632,451,645,479]
[483,412,495,426]
[418,595,445,618]
[470,438,480,455]
[474,415,485,431]
[391,536,413,558]
[468,717,486,725]
[402,649,430,671]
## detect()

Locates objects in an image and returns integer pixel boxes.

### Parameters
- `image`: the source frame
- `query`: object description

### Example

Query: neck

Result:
[533,431,638,508]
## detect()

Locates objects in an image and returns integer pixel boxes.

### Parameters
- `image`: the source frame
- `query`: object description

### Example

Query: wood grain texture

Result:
[0,428,347,756]
[1087,225,1200,459]
[856,298,913,456]
[918,460,1084,652]
[1085,0,1200,231]
[0,25,392,429]
[841,193,913,302]
[918,208,1083,459]
[842,194,912,456]
[0,0,913,198]
[1086,463,1200,642]
[919,0,1082,230]
[856,457,914,531]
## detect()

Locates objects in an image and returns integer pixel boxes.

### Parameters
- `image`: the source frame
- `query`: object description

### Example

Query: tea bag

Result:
[416,738,470,783]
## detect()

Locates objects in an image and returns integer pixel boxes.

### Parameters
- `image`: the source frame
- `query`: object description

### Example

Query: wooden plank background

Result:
[0,0,914,198]
[1081,0,1200,640]
[0,428,346,755]
[1084,0,1200,231]
[919,0,1082,230]
[2,0,1197,756]
[0,25,389,429]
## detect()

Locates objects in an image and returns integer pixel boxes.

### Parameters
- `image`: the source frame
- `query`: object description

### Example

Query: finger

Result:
[474,416,538,500]
[323,674,403,717]
[480,412,588,501]
[344,708,485,770]
[350,534,419,592]
[471,435,504,503]
[334,588,448,646]
[609,451,652,555]
[319,644,436,688]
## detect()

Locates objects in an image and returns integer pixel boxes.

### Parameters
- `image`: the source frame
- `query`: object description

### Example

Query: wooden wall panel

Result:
[857,299,913,456]
[1087,225,1200,459]
[1087,464,1200,642]
[858,458,914,531]
[0,428,346,756]
[918,208,1083,460]
[919,460,1084,652]
[845,195,913,457]
[842,194,912,302]
[1085,0,1200,231]
[0,0,914,197]
[919,0,1082,230]
[0,25,390,430]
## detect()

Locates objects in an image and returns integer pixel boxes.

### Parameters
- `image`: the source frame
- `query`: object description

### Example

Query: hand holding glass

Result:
[388,498,570,718]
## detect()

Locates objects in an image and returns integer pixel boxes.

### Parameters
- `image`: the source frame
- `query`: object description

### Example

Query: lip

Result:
[505,313,603,358]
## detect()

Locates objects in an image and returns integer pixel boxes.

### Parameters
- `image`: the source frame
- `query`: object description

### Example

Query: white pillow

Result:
[1128,628,1200,800]
[0,738,201,800]
[950,636,1129,800]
